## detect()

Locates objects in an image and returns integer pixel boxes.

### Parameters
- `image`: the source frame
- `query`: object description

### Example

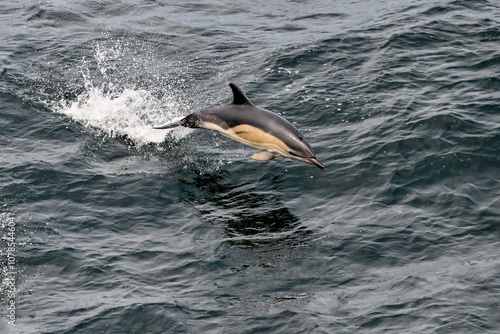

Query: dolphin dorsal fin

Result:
[229,83,254,106]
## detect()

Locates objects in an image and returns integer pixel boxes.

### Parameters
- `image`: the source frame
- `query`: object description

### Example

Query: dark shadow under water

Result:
[176,169,314,249]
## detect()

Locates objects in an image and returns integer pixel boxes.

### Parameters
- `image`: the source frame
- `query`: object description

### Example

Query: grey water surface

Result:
[1,0,500,333]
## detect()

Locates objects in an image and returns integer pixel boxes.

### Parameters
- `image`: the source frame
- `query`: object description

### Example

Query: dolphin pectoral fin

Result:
[249,151,278,161]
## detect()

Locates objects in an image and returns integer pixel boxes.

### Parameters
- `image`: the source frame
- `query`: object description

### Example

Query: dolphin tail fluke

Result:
[153,121,183,129]
[154,113,203,130]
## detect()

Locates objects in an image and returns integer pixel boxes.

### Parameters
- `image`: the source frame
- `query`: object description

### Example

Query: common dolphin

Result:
[154,83,326,170]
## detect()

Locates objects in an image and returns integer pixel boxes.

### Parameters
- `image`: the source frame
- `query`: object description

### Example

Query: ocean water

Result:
[1,0,500,333]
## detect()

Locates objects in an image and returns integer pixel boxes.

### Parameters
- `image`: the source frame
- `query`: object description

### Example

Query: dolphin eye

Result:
[289,151,300,157]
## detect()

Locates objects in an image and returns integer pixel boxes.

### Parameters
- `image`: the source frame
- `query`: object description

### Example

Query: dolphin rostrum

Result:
[154,83,326,170]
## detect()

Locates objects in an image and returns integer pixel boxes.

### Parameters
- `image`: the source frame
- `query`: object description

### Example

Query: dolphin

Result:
[154,83,326,170]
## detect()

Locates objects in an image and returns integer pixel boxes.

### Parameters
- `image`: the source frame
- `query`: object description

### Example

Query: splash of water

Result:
[58,84,185,146]
[55,39,192,147]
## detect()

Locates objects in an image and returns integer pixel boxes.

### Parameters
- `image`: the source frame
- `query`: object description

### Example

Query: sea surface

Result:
[1,0,500,333]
